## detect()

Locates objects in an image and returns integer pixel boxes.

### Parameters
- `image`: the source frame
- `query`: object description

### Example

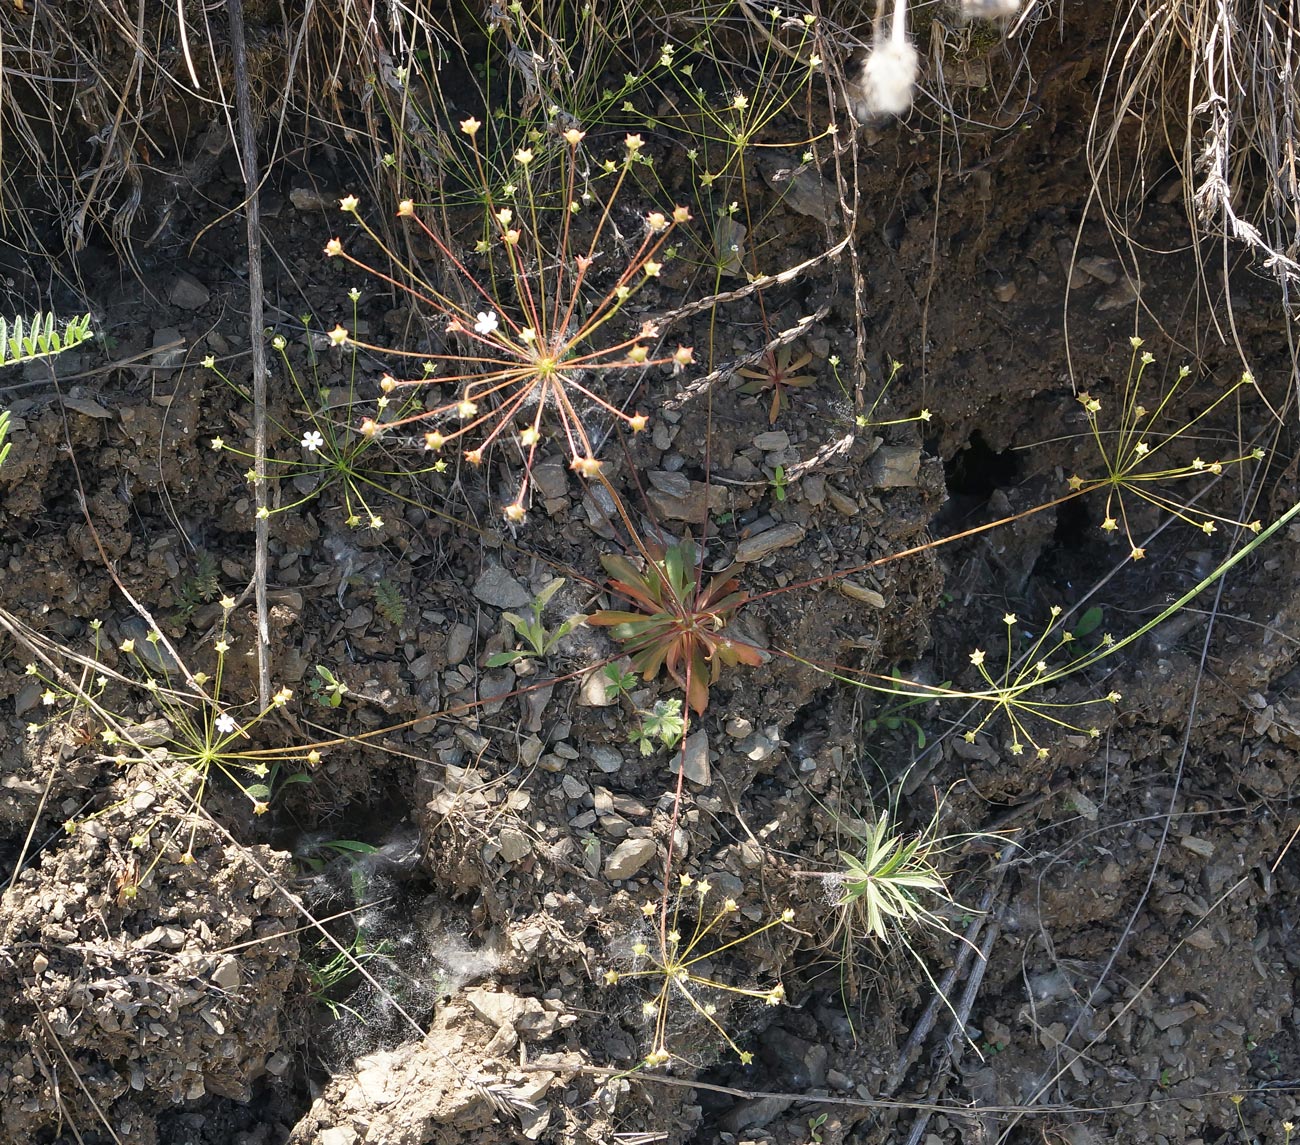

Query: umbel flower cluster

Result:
[323,127,694,522]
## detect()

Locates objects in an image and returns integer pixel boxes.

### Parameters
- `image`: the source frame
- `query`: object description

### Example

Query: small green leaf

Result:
[327,840,380,855]
[1072,606,1104,639]
[534,577,565,609]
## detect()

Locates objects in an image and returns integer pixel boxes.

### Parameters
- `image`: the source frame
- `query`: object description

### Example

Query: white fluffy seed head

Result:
[960,0,1022,18]
[848,40,919,120]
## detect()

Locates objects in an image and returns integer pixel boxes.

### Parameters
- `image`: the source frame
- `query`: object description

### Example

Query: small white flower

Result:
[473,311,499,336]
[215,713,237,735]
[301,430,324,452]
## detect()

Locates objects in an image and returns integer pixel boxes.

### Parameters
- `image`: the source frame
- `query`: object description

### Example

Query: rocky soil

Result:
[1,3,1299,1144]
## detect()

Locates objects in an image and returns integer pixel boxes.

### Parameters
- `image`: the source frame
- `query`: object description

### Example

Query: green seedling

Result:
[172,551,221,623]
[816,793,996,1042]
[486,578,586,666]
[373,580,406,627]
[602,663,639,700]
[863,669,947,749]
[630,698,685,756]
[296,838,380,875]
[771,464,788,502]
[0,312,93,472]
[307,927,394,1022]
[309,665,349,709]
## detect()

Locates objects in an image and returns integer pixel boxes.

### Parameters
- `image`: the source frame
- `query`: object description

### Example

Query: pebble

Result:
[289,186,337,211]
[735,522,804,563]
[753,430,790,451]
[803,475,826,506]
[737,730,778,762]
[168,272,210,311]
[726,716,754,739]
[1078,255,1120,284]
[531,456,568,500]
[869,445,921,488]
[598,813,631,839]
[13,679,42,717]
[826,485,859,515]
[645,473,728,524]
[211,956,241,990]
[119,617,181,673]
[478,670,515,714]
[344,605,372,630]
[839,579,886,608]
[603,836,657,880]
[578,667,616,707]
[670,730,711,785]
[1095,277,1138,311]
[760,161,840,225]
[151,327,186,369]
[498,827,532,863]
[590,745,624,773]
[472,566,532,609]
[1057,240,1091,289]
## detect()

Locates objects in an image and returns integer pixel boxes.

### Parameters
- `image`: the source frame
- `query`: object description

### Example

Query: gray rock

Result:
[531,456,568,500]
[579,667,617,707]
[168,272,210,311]
[590,745,624,773]
[753,430,790,451]
[759,160,840,226]
[1078,255,1120,284]
[498,827,532,863]
[735,522,804,563]
[869,445,921,488]
[603,836,657,880]
[725,716,754,739]
[150,327,187,369]
[645,470,728,523]
[210,956,241,991]
[670,730,711,785]
[444,622,474,665]
[737,730,778,763]
[826,484,859,515]
[472,565,532,609]
[839,579,886,608]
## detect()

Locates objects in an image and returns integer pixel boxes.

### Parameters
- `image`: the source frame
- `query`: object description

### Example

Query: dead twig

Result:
[225,0,272,709]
